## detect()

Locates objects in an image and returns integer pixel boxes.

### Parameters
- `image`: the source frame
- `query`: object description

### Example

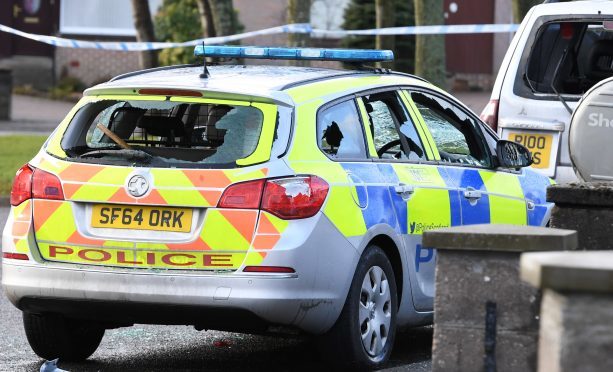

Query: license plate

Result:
[508,132,553,169]
[91,204,192,232]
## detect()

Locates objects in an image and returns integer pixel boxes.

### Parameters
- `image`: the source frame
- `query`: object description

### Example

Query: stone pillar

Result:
[424,224,577,372]
[548,182,613,250]
[0,68,12,120]
[521,251,613,372]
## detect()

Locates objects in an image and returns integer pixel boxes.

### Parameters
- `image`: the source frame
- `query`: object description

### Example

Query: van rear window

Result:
[524,21,613,96]
[60,99,265,168]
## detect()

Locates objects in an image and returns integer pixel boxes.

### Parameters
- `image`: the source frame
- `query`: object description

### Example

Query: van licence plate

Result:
[508,132,553,169]
[91,204,192,232]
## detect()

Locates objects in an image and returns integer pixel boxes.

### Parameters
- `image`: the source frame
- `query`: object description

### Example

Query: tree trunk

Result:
[375,0,395,69]
[211,0,237,36]
[414,0,446,88]
[512,0,541,23]
[287,0,311,66]
[130,0,157,69]
[196,0,216,38]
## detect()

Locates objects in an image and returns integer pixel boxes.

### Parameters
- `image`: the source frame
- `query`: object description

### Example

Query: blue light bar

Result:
[194,45,394,62]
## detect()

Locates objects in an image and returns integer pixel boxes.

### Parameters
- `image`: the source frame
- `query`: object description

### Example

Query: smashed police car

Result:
[2,46,553,369]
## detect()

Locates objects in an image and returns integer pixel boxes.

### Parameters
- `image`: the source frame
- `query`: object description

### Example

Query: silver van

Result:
[482,0,613,182]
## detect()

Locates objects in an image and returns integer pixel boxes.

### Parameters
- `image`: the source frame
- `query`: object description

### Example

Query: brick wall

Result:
[55,48,141,86]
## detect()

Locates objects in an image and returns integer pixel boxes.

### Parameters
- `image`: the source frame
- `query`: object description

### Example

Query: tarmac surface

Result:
[0,95,73,136]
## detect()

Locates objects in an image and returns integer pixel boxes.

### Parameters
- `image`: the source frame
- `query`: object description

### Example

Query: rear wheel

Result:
[320,245,398,369]
[23,312,105,361]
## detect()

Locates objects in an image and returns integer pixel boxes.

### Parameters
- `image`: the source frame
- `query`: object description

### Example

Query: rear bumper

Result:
[2,214,360,334]
[3,263,327,333]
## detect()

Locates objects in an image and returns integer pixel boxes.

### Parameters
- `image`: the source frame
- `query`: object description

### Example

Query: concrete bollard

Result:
[548,182,613,250]
[0,68,12,120]
[521,251,613,372]
[423,224,577,372]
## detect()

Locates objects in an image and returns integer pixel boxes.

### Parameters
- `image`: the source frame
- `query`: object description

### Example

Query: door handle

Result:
[394,183,414,200]
[527,200,535,210]
[463,188,482,200]
[394,184,414,194]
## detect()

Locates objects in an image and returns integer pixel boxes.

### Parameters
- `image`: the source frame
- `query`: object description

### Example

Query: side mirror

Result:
[496,140,533,168]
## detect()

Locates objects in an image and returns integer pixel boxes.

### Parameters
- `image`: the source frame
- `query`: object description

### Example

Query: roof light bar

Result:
[193,45,394,62]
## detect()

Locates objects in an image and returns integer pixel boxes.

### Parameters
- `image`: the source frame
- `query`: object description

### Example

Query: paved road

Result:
[0,206,432,372]
[0,95,73,135]
[454,91,490,114]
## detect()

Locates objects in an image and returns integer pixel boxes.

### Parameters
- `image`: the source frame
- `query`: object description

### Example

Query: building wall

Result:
[494,0,514,76]
[55,48,141,86]
[443,0,495,90]
[234,0,288,48]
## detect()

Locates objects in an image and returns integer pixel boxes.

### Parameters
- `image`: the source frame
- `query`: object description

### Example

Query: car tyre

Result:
[319,245,398,370]
[23,312,105,361]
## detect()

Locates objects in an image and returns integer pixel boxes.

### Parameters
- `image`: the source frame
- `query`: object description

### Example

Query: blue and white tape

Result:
[0,23,518,51]
[0,23,312,51]
[312,23,519,38]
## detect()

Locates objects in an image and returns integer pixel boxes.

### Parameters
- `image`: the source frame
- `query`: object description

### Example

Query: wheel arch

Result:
[362,231,406,306]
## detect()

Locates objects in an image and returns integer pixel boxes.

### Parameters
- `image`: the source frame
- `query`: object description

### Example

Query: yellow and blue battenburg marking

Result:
[440,167,492,225]
[518,170,554,226]
[333,162,550,239]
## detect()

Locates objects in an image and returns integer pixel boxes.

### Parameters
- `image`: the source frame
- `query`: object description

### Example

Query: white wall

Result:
[310,0,351,30]
[60,0,162,36]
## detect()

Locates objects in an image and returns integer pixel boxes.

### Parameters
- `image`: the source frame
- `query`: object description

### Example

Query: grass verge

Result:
[0,135,48,197]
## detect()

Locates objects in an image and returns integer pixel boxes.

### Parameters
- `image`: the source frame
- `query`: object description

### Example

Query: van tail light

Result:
[10,164,64,206]
[10,165,33,206]
[480,99,499,131]
[218,176,329,220]
[32,168,64,201]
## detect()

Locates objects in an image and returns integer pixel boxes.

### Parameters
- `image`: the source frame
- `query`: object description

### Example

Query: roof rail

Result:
[389,71,431,84]
[279,69,430,91]
[351,65,432,83]
[109,63,201,82]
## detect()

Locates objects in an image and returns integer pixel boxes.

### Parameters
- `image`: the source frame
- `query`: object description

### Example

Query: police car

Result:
[1,46,552,369]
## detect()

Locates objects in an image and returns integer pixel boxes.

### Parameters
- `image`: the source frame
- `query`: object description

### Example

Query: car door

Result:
[405,89,528,227]
[315,97,401,241]
[356,90,461,313]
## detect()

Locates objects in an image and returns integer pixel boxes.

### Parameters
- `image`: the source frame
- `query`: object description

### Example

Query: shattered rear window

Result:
[524,21,613,96]
[60,99,265,168]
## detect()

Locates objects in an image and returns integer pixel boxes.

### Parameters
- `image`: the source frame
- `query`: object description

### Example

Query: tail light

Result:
[10,165,33,206]
[32,168,64,200]
[10,164,64,206]
[218,176,329,220]
[217,179,265,209]
[480,99,499,131]
[261,176,328,219]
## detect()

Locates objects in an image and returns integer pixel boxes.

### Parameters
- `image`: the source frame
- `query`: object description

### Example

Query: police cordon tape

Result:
[0,22,519,51]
